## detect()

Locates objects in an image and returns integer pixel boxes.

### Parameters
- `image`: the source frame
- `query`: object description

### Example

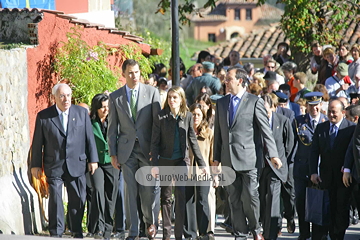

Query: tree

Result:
[156,0,360,70]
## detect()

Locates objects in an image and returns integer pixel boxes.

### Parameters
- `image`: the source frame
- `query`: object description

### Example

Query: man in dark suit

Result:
[31,83,98,238]
[343,105,360,225]
[293,92,327,240]
[213,67,280,240]
[273,91,297,235]
[108,59,161,240]
[310,99,355,240]
[259,94,294,240]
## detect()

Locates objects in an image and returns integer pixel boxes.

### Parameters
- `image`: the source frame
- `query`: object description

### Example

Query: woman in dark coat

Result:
[151,86,206,240]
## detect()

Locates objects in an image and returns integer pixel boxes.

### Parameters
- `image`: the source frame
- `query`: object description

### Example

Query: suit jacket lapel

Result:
[136,83,147,122]
[333,119,347,147]
[231,92,248,128]
[272,113,279,133]
[325,121,331,149]
[50,105,66,136]
[222,95,231,128]
[305,114,314,133]
[118,86,132,120]
[93,120,107,144]
[67,106,77,136]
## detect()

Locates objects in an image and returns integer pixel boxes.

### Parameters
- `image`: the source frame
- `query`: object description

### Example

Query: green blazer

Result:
[92,119,110,164]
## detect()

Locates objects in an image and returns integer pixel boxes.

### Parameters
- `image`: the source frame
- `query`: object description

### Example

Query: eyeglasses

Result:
[59,94,72,99]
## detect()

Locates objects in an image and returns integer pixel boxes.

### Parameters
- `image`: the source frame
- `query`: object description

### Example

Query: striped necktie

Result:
[130,89,137,121]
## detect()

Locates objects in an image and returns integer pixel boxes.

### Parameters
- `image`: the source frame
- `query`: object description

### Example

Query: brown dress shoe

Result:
[147,224,156,239]
[253,233,264,240]
[287,219,295,234]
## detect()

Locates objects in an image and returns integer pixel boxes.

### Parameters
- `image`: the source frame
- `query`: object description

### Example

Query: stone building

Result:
[191,0,283,42]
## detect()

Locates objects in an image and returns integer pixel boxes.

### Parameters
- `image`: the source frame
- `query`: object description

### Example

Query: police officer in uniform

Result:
[293,92,327,240]
[185,61,222,105]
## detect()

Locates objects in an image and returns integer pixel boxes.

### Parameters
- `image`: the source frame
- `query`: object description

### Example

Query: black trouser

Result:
[260,166,282,240]
[47,169,86,236]
[184,186,197,239]
[159,158,189,240]
[294,177,311,239]
[184,184,211,237]
[279,163,295,229]
[327,181,352,240]
[89,163,119,238]
[85,172,92,233]
[196,184,210,235]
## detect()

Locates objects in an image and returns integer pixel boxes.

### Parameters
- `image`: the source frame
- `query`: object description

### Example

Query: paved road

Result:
[0,217,359,240]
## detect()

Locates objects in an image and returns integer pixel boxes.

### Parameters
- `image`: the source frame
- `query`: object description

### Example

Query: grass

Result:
[179,38,217,71]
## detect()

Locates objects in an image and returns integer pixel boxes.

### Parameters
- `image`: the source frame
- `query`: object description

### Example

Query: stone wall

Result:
[0,9,43,44]
[0,48,42,235]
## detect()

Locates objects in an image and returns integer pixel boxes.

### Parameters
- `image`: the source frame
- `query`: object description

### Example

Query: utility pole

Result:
[171,0,180,86]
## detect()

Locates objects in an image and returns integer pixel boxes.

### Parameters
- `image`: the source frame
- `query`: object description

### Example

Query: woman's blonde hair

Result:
[164,86,188,118]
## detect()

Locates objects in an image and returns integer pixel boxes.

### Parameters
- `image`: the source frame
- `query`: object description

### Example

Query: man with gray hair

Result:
[31,83,98,238]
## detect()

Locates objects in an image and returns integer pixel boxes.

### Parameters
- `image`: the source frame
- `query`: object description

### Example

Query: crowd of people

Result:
[30,41,360,240]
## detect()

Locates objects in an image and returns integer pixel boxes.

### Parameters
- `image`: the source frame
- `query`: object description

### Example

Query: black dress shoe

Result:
[220,222,234,233]
[207,232,215,240]
[94,231,104,239]
[112,231,126,239]
[352,215,359,225]
[85,232,93,238]
[50,234,62,238]
[138,230,147,238]
[126,237,139,240]
[72,232,84,238]
[287,219,295,234]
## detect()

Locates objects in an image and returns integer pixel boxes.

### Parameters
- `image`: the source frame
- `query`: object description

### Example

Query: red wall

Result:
[26,12,150,140]
[55,0,88,14]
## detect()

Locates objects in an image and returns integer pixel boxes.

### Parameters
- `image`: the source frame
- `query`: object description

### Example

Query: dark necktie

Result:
[329,124,337,148]
[312,119,317,130]
[229,95,238,126]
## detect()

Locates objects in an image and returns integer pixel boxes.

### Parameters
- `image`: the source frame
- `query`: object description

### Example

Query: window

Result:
[230,32,239,39]
[234,8,240,20]
[208,33,216,42]
[246,8,252,20]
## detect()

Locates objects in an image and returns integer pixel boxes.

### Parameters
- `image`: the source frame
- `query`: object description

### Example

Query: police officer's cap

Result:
[304,92,323,105]
[274,91,288,103]
[202,61,215,70]
[210,94,223,106]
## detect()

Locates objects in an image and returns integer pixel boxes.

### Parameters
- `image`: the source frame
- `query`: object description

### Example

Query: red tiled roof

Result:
[0,7,144,42]
[200,26,286,59]
[196,17,360,59]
